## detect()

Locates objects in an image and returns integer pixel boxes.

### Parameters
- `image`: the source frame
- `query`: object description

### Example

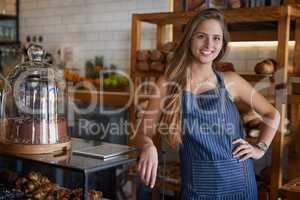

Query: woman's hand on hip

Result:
[137,144,158,188]
[232,138,265,161]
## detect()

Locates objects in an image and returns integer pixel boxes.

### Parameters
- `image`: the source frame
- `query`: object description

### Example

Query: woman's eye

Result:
[214,36,221,41]
[196,34,205,39]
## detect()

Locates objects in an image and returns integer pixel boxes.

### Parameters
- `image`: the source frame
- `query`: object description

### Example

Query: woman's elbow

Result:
[263,108,280,130]
[270,108,281,131]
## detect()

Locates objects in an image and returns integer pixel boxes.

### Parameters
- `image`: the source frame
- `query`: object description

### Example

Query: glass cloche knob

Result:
[27,44,45,62]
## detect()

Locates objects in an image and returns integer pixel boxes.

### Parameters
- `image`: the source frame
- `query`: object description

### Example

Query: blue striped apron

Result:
[180,70,258,200]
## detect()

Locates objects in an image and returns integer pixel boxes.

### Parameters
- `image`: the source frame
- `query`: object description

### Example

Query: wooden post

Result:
[172,0,184,43]
[129,15,142,200]
[270,6,291,200]
[173,0,184,11]
[294,20,300,73]
[288,14,300,182]
[288,103,300,179]
[129,14,141,148]
[157,25,166,50]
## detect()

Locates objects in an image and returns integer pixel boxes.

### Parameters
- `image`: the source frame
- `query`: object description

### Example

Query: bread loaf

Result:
[137,61,150,71]
[255,59,277,74]
[136,50,150,61]
[150,61,165,72]
[150,49,165,61]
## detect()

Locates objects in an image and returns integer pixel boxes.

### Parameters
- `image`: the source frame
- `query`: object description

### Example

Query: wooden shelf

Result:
[240,73,274,82]
[289,75,300,83]
[70,89,131,107]
[240,73,300,83]
[0,40,19,45]
[134,72,300,83]
[136,6,300,25]
[134,5,300,41]
[0,14,16,20]
[250,94,300,104]
[230,30,279,41]
[134,70,162,78]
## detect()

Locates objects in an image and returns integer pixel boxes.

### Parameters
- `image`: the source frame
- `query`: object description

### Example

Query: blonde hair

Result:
[158,8,230,148]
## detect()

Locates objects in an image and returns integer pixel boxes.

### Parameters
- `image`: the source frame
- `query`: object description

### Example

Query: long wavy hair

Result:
[158,8,230,148]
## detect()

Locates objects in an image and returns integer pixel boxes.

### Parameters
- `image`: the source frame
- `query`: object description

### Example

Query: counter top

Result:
[0,138,137,174]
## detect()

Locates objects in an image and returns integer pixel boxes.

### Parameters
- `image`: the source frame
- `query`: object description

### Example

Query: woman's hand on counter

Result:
[137,144,158,188]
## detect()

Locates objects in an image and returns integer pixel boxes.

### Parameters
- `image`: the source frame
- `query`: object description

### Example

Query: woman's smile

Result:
[199,49,215,56]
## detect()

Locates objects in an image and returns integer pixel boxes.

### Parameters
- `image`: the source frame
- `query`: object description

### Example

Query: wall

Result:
[19,0,170,74]
[19,0,295,75]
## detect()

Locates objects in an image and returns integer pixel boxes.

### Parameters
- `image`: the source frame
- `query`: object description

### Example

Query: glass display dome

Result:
[0,45,71,154]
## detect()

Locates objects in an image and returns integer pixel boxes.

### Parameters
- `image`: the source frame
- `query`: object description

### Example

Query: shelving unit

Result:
[0,0,19,44]
[130,5,300,199]
[0,0,20,77]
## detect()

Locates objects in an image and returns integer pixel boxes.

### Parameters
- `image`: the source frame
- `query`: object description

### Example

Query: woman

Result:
[136,8,280,199]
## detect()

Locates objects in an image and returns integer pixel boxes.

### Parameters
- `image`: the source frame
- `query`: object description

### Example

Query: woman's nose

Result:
[205,37,214,49]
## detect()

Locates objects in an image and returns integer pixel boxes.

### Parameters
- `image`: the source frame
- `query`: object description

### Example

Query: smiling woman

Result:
[136,8,279,200]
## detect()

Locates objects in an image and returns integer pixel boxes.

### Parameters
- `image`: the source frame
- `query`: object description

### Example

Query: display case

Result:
[0,137,137,200]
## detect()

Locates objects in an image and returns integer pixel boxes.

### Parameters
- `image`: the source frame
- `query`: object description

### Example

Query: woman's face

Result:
[190,19,223,65]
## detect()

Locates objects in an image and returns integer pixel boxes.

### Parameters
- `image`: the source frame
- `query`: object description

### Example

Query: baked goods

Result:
[254,59,277,74]
[136,61,150,71]
[6,117,68,144]
[136,50,150,61]
[136,42,177,73]
[150,49,165,62]
[150,61,165,72]
[255,58,293,74]
[13,171,103,200]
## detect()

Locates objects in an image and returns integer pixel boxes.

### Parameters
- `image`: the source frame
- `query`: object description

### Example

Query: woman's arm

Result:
[136,76,168,188]
[135,76,168,147]
[224,71,280,160]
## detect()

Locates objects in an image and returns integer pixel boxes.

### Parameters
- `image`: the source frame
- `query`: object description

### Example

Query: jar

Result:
[0,45,71,154]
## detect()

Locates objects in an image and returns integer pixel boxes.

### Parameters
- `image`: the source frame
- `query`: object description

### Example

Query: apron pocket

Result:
[192,159,246,195]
